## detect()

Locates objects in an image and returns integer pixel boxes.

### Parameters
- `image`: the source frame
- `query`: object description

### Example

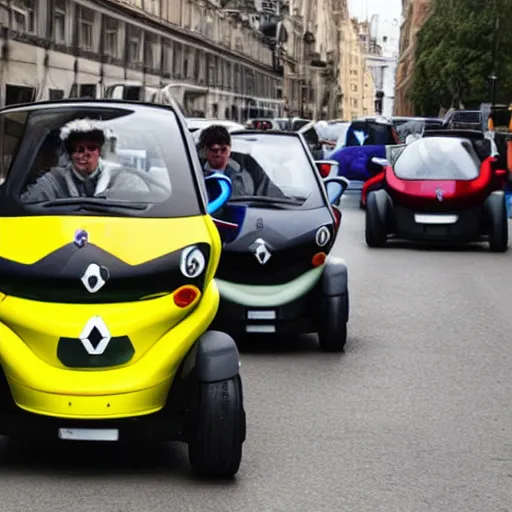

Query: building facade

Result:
[358,14,399,117]
[337,15,375,120]
[0,0,285,120]
[394,0,432,116]
[277,0,341,119]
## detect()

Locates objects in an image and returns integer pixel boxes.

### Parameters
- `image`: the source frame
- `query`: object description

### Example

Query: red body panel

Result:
[385,156,506,211]
[361,171,385,206]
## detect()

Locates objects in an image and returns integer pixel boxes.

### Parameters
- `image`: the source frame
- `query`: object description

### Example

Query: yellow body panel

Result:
[0,281,219,419]
[0,214,224,419]
[0,215,221,270]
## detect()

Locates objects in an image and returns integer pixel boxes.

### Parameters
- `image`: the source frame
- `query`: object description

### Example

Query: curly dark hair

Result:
[198,125,231,150]
[64,129,105,155]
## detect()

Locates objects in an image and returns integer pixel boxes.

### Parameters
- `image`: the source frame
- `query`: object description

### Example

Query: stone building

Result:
[0,0,285,119]
[394,0,432,115]
[337,14,375,120]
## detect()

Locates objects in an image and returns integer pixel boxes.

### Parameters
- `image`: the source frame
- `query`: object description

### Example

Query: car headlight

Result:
[180,245,206,278]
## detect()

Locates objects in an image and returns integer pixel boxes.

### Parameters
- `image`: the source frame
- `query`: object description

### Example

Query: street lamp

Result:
[489,0,500,106]
[489,73,498,106]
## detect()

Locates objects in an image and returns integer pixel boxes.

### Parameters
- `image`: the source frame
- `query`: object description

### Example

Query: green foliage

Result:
[408,0,512,116]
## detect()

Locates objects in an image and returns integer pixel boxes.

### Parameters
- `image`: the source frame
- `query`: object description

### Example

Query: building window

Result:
[49,88,65,100]
[144,33,159,70]
[173,42,181,77]
[78,6,94,51]
[162,40,172,75]
[104,17,119,58]
[128,26,142,62]
[351,84,358,92]
[53,0,66,43]
[11,0,35,33]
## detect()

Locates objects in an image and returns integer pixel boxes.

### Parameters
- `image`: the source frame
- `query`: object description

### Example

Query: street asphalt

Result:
[0,194,511,511]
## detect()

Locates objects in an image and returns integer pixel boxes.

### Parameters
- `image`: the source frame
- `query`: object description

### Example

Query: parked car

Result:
[186,117,244,133]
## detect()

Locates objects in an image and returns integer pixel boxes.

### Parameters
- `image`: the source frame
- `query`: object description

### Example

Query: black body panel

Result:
[0,242,210,303]
[212,259,349,335]
[57,335,135,368]
[393,205,485,242]
[217,206,335,285]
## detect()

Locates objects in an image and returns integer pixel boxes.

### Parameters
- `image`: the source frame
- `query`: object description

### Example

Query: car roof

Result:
[230,129,302,137]
[0,98,183,115]
[422,129,485,140]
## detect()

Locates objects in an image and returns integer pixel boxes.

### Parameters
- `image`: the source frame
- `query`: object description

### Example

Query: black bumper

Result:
[393,205,485,242]
[211,260,349,337]
[0,405,187,442]
[211,293,316,336]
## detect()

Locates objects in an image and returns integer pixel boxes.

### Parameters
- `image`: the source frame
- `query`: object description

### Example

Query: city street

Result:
[0,195,511,512]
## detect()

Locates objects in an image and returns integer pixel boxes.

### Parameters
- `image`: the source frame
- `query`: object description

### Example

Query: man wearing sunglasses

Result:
[198,124,285,198]
[21,119,147,203]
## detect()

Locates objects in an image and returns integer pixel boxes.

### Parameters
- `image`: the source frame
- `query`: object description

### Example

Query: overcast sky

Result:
[348,0,402,20]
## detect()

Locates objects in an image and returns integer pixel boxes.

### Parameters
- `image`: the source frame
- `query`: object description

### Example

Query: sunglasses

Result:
[207,146,229,154]
[73,144,100,154]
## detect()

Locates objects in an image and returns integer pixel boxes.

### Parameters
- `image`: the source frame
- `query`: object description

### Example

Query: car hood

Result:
[217,206,336,286]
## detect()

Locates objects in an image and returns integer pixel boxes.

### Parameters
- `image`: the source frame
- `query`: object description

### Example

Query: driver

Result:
[198,125,285,198]
[21,119,147,203]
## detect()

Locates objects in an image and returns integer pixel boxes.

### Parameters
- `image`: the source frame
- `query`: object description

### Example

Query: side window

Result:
[0,111,29,185]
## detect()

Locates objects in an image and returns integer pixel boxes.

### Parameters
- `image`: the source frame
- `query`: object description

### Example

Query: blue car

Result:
[329,118,402,189]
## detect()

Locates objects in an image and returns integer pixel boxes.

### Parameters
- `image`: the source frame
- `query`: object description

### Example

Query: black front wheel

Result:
[486,193,508,252]
[188,375,246,478]
[365,191,388,247]
[317,294,349,353]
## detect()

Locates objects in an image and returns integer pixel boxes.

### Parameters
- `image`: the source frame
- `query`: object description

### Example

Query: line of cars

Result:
[299,113,511,252]
[0,99,352,480]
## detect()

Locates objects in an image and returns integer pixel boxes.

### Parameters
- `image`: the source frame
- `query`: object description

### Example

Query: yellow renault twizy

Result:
[0,98,245,478]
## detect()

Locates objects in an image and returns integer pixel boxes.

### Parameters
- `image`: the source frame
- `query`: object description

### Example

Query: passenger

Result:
[198,124,286,198]
[21,119,147,203]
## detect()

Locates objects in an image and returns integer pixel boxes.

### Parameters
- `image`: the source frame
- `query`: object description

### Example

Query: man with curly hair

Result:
[198,124,285,198]
[21,118,147,203]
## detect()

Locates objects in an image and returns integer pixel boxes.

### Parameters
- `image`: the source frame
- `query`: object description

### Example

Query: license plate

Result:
[58,428,119,441]
[247,310,276,320]
[246,325,276,333]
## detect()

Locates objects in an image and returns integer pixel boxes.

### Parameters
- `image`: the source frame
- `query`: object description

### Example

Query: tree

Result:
[408,0,512,116]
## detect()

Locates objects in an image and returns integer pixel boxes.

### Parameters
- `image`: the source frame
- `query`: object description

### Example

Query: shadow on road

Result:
[377,239,498,253]
[0,437,239,486]
[237,333,323,355]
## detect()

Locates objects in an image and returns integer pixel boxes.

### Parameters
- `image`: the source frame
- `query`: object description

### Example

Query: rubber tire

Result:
[318,295,348,353]
[365,191,387,247]
[487,193,508,252]
[188,375,245,479]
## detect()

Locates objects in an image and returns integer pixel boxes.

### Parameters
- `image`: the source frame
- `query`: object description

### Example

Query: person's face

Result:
[71,139,101,175]
[206,143,231,170]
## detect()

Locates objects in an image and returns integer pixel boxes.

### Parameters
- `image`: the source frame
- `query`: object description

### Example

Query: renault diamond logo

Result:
[436,188,444,202]
[252,238,272,265]
[79,316,112,355]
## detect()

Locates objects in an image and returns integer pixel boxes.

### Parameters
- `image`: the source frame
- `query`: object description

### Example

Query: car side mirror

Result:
[205,173,232,214]
[368,156,389,174]
[211,204,247,244]
[315,160,339,178]
[323,176,350,204]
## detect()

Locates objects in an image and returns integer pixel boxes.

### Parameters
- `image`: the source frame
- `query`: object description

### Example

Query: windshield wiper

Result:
[29,197,148,210]
[229,195,303,205]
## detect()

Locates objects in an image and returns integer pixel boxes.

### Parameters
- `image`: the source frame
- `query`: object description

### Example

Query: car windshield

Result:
[5,104,201,218]
[229,134,317,205]
[393,137,481,181]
